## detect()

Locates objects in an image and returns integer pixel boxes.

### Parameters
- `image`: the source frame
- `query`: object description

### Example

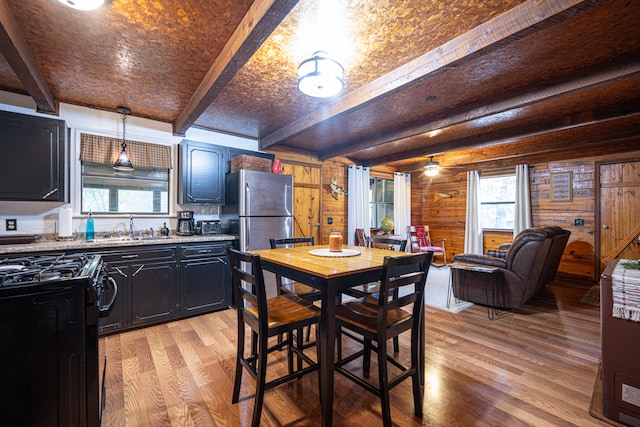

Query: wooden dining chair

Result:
[342,236,408,352]
[269,237,321,303]
[227,248,321,427]
[270,237,321,345]
[407,225,447,265]
[335,251,433,427]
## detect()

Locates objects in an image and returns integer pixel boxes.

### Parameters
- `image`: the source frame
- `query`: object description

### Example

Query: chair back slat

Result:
[270,236,314,249]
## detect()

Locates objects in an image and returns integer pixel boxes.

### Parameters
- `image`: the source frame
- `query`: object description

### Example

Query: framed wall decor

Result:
[550,171,573,202]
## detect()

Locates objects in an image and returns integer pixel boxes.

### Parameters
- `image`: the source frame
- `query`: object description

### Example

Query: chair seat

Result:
[245,295,320,333]
[281,282,321,297]
[336,300,411,333]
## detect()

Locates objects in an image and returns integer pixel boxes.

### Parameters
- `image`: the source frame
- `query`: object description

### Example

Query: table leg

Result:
[319,281,336,427]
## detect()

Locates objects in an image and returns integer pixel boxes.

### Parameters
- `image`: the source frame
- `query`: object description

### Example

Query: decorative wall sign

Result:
[550,171,573,202]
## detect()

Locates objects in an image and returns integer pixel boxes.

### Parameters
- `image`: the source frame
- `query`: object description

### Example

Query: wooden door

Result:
[282,163,321,243]
[599,160,640,269]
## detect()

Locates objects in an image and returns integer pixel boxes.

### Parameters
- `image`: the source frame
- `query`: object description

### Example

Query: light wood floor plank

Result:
[101,279,611,426]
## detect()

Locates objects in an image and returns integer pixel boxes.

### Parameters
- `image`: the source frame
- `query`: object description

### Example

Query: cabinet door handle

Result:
[114,267,128,278]
[198,249,212,254]
[42,188,58,199]
[122,254,139,259]
[132,264,145,277]
[187,193,197,202]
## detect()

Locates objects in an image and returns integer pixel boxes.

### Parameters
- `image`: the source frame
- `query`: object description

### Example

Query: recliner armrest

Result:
[452,253,507,268]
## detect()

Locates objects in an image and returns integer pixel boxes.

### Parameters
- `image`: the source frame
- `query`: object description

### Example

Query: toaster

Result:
[196,219,222,235]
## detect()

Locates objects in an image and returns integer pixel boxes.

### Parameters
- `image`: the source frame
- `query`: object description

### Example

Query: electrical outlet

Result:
[6,219,17,231]
[574,218,584,226]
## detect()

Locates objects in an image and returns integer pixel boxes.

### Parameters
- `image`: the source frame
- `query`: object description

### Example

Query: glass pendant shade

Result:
[113,143,133,171]
[113,106,133,171]
[298,51,344,98]
[57,0,105,11]
[424,156,440,176]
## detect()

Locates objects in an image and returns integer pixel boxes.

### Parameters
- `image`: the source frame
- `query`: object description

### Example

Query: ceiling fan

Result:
[402,155,465,176]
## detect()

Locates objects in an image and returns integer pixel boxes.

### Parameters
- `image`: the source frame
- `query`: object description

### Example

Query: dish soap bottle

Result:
[86,210,95,241]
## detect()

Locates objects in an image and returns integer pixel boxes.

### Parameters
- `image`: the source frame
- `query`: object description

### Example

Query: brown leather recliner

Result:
[451,227,569,309]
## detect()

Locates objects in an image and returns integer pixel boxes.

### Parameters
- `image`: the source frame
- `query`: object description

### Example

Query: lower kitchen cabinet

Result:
[179,242,232,316]
[97,241,232,335]
[130,261,178,326]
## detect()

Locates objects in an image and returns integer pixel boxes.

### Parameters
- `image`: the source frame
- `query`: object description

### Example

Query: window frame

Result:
[80,161,170,215]
[369,175,394,229]
[479,172,516,231]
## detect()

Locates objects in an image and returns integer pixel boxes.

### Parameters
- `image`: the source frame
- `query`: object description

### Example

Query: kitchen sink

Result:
[99,235,174,242]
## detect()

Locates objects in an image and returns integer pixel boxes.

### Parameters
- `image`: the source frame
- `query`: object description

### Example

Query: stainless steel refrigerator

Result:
[221,170,293,251]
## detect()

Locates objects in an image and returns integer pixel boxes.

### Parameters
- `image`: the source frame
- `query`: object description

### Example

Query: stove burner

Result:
[0,253,96,286]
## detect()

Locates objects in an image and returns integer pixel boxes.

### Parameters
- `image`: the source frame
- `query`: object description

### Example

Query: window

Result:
[369,177,394,228]
[81,162,169,214]
[479,175,516,229]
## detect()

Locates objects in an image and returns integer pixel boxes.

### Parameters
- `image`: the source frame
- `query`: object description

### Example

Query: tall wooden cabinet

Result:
[178,139,226,204]
[0,110,67,201]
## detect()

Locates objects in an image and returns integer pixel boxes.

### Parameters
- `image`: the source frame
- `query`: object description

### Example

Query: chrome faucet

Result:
[129,216,134,238]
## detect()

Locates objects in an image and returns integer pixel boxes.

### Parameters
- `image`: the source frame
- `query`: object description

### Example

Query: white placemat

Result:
[308,248,361,257]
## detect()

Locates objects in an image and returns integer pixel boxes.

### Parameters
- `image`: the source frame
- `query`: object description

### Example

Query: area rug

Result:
[581,283,601,306]
[424,266,473,313]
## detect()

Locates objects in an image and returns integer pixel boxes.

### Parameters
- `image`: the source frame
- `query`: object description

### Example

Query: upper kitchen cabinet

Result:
[178,139,225,205]
[0,111,67,202]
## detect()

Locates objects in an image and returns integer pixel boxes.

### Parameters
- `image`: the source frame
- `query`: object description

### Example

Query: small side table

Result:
[448,262,501,320]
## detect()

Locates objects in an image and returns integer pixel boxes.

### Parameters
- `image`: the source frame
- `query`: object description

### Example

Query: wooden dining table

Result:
[250,244,421,427]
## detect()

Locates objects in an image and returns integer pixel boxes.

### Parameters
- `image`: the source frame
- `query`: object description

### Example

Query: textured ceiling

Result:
[0,0,638,171]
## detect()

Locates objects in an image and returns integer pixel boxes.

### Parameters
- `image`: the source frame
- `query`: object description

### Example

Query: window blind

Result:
[80,133,172,170]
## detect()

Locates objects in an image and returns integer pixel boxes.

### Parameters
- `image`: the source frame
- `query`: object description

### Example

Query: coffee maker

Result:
[176,211,195,236]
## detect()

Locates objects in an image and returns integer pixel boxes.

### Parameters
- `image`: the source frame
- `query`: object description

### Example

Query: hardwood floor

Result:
[100,279,610,426]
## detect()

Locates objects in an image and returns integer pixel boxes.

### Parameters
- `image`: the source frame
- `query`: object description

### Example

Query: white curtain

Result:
[348,165,370,246]
[514,164,532,235]
[393,173,411,249]
[464,170,483,254]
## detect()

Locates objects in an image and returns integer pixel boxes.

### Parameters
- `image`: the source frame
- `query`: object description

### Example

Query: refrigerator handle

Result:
[245,218,250,250]
[244,182,250,217]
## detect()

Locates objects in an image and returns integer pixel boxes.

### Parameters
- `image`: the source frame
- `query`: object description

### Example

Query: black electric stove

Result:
[0,253,116,427]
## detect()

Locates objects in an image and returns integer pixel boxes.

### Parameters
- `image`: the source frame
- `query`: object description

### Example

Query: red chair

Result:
[407,225,446,265]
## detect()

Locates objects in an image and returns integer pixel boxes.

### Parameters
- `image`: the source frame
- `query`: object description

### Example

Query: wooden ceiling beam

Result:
[173,0,300,136]
[320,58,640,160]
[425,136,640,174]
[260,0,603,150]
[0,0,56,113]
[363,103,640,166]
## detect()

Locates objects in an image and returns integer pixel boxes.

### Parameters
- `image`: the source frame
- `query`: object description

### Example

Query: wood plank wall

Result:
[270,146,640,282]
[268,148,350,245]
[416,149,640,283]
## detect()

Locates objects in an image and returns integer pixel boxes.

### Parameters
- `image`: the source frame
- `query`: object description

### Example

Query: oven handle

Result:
[99,276,118,317]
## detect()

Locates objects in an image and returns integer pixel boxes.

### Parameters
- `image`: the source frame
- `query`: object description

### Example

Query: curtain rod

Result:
[370,169,396,175]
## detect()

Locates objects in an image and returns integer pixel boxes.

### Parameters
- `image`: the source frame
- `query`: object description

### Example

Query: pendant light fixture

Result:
[113,107,133,171]
[297,51,344,98]
[57,0,105,11]
[424,156,440,176]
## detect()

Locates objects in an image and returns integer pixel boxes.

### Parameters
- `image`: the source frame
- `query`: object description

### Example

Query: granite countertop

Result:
[0,234,237,255]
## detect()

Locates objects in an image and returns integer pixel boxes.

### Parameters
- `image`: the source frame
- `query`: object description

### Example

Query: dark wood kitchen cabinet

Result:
[179,139,225,204]
[0,110,67,201]
[179,242,232,316]
[98,245,178,333]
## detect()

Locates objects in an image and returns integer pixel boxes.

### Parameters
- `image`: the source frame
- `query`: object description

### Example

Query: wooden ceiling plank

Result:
[260,0,602,150]
[320,59,640,160]
[0,0,56,113]
[174,0,300,135]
